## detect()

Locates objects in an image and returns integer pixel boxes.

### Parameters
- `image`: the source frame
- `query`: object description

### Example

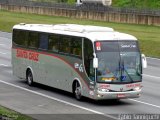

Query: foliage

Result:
[0,106,32,120]
[30,0,75,4]
[112,0,160,9]
[29,0,160,8]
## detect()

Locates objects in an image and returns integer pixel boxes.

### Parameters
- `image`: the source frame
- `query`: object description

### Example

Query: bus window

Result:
[28,32,39,48]
[59,36,71,54]
[39,33,48,50]
[70,37,82,58]
[84,38,94,81]
[13,30,28,47]
[48,34,59,52]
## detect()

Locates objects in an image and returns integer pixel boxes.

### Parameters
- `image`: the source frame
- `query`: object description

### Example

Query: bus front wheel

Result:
[73,81,82,100]
[26,69,34,86]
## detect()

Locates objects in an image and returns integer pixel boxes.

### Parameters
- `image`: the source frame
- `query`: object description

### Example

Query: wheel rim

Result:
[75,82,81,99]
[27,72,33,85]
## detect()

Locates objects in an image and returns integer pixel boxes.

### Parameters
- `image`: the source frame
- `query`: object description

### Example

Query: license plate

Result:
[117,94,126,98]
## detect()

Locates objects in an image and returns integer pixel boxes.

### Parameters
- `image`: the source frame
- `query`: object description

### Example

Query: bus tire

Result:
[26,69,34,86]
[73,81,82,100]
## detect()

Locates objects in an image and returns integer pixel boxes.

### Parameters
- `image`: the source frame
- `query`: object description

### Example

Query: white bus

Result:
[12,24,147,100]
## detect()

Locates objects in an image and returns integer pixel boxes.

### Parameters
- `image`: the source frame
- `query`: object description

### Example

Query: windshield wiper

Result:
[136,70,142,77]
[121,60,134,83]
[136,64,142,77]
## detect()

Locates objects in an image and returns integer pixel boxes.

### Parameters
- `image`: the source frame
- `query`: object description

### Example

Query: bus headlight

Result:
[98,88,109,92]
[133,87,141,91]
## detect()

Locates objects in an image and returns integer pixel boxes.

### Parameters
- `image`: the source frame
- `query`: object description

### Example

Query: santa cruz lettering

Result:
[16,49,39,62]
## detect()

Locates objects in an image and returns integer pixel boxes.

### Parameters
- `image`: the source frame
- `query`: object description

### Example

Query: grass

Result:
[112,0,160,9]
[0,106,32,120]
[30,0,160,8]
[0,10,160,58]
[30,0,160,9]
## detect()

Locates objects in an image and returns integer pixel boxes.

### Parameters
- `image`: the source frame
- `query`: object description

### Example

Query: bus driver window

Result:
[84,39,95,81]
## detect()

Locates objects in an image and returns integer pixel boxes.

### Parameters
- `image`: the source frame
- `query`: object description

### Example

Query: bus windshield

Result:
[95,41,142,84]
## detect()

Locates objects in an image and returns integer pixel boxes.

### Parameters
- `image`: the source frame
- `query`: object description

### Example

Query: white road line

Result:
[0,64,9,67]
[0,52,7,55]
[147,57,160,61]
[0,80,117,120]
[129,99,160,109]
[143,74,160,79]
[0,44,5,46]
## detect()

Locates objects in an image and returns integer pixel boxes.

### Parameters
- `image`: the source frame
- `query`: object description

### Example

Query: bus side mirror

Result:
[142,54,147,68]
[93,58,98,68]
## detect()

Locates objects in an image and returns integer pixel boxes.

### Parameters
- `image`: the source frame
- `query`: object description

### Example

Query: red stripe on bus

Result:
[13,47,90,90]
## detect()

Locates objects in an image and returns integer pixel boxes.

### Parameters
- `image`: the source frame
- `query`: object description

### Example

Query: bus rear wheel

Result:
[73,81,82,100]
[26,70,34,86]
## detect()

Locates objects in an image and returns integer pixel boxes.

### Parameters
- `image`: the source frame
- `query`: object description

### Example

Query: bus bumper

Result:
[93,90,141,100]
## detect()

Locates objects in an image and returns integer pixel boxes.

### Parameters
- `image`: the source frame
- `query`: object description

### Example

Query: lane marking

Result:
[0,80,117,120]
[0,44,5,46]
[0,64,9,67]
[0,52,7,55]
[147,57,160,61]
[129,99,160,109]
[143,74,160,79]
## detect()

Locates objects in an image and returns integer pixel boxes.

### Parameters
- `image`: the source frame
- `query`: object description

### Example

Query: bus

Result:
[12,23,147,100]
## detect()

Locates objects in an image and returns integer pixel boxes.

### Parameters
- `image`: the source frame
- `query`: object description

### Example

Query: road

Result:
[0,31,160,120]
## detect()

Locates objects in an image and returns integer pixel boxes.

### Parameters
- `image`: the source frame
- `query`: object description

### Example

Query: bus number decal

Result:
[74,63,83,72]
[16,49,39,62]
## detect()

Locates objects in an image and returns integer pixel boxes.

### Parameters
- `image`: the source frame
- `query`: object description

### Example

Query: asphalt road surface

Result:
[0,31,160,120]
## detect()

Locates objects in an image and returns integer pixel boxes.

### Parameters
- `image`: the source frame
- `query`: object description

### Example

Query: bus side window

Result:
[71,37,82,58]
[84,38,94,81]
[59,36,71,54]
[13,29,28,47]
[39,33,48,50]
[48,34,59,52]
[28,32,39,48]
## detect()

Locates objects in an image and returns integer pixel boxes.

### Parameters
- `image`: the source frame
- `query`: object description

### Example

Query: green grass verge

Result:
[0,10,160,58]
[0,106,32,120]
[29,0,160,9]
[112,0,160,9]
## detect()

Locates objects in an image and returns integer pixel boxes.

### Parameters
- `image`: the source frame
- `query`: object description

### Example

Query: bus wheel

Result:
[74,81,82,100]
[26,70,34,86]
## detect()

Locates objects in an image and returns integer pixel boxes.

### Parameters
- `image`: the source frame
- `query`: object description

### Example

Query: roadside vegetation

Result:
[0,106,32,120]
[112,0,160,9]
[29,0,74,4]
[0,10,160,58]
[31,0,160,9]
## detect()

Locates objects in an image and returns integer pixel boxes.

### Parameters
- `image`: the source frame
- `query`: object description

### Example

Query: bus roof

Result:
[13,23,137,41]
